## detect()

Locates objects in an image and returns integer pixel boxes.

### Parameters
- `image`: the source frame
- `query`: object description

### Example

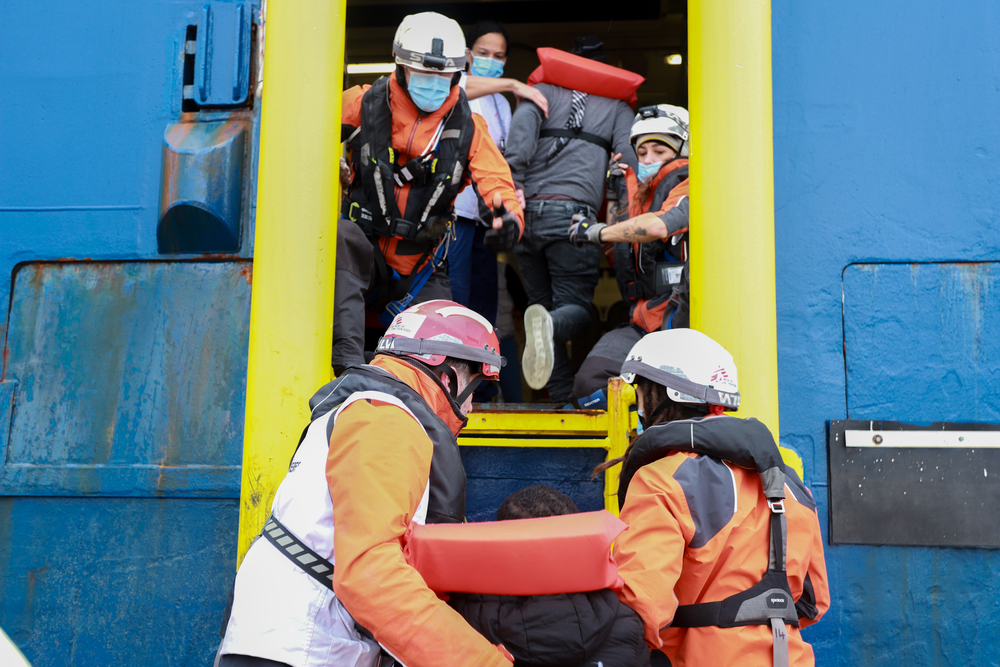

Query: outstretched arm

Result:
[465,76,549,118]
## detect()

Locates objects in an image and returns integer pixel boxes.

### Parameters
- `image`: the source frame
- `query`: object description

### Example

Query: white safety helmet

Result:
[620,329,740,410]
[393,12,467,73]
[630,104,690,157]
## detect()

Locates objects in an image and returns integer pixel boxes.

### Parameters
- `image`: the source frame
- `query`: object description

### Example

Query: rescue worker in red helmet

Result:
[597,329,830,667]
[219,300,514,667]
[333,12,524,375]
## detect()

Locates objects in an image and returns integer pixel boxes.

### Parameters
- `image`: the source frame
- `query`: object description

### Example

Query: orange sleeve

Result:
[652,179,689,217]
[613,465,689,649]
[327,399,510,667]
[341,84,370,128]
[465,114,524,236]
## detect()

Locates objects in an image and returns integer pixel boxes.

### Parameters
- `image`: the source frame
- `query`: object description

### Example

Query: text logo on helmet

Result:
[376,300,504,379]
[392,12,466,73]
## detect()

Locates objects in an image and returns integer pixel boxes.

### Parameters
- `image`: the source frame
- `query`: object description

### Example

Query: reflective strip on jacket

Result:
[614,448,830,666]
[342,76,524,276]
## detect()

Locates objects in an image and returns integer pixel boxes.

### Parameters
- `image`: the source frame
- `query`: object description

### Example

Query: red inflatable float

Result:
[527,47,645,108]
[403,510,627,596]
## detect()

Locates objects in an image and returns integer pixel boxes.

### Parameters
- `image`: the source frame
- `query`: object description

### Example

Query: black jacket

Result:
[449,589,650,667]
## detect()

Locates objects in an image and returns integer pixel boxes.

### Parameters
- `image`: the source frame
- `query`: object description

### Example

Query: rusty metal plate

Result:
[0,261,251,497]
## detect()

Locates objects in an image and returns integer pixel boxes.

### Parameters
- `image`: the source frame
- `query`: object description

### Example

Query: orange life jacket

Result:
[404,510,626,595]
[527,48,644,108]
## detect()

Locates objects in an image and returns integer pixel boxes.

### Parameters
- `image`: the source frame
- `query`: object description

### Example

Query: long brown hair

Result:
[631,178,656,215]
[591,376,705,478]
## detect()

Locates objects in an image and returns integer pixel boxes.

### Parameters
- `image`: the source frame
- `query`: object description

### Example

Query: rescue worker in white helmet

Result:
[218,300,515,667]
[332,12,524,376]
[565,105,691,409]
[593,329,830,667]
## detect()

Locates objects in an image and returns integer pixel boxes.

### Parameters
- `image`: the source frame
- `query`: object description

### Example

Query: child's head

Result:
[496,485,580,520]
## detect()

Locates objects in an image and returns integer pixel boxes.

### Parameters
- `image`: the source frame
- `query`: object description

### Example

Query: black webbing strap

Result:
[539,128,613,152]
[263,515,399,666]
[262,515,335,591]
[669,496,792,667]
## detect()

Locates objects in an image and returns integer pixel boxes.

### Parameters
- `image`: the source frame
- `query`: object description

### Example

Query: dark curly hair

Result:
[496,484,579,520]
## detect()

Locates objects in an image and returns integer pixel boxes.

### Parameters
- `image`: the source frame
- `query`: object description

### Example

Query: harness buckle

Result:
[389,217,420,241]
[768,498,785,514]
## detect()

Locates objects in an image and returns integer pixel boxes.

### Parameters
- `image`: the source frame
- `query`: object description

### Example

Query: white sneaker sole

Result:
[522,304,554,390]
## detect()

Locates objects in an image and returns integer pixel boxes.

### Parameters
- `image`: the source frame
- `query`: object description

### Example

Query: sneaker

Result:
[522,304,554,390]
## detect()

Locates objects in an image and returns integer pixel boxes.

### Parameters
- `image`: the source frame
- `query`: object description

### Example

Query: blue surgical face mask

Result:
[408,71,452,113]
[637,161,664,182]
[471,56,504,78]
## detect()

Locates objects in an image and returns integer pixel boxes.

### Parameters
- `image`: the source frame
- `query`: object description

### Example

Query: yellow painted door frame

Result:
[239,0,787,561]
[689,0,787,461]
[237,0,346,564]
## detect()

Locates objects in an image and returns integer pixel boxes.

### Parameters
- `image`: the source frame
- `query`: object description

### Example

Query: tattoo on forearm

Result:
[623,226,647,241]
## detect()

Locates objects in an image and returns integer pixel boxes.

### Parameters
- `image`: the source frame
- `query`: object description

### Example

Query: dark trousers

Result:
[514,200,600,402]
[332,219,452,375]
[332,219,374,374]
[572,324,644,401]
[448,216,498,325]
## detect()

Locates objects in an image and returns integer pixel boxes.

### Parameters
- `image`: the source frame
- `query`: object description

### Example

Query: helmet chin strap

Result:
[455,372,486,406]
[439,363,486,407]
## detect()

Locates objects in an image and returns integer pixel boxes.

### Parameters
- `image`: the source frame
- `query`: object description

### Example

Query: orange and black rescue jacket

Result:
[613,159,689,332]
[614,416,830,666]
[342,75,523,276]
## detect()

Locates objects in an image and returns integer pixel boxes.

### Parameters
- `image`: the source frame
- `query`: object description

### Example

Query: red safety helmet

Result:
[376,300,504,381]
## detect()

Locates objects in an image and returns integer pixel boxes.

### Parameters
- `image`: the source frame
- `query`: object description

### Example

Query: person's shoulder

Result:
[343,83,372,106]
[532,82,561,97]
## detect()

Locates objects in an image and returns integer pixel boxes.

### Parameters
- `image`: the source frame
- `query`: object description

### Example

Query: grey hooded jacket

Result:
[505,83,638,211]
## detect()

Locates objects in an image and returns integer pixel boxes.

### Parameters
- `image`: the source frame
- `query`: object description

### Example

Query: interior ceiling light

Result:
[346,63,397,74]
[665,54,683,66]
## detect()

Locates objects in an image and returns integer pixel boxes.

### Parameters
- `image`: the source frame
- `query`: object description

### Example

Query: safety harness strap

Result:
[539,127,613,152]
[771,618,789,667]
[670,498,793,667]
[262,515,335,591]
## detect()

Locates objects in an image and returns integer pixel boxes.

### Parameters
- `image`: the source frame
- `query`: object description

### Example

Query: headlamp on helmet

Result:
[392,12,467,73]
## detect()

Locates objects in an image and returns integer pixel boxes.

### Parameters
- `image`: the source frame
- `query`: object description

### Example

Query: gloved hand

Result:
[339,156,352,190]
[568,214,606,247]
[484,194,521,250]
[608,151,627,178]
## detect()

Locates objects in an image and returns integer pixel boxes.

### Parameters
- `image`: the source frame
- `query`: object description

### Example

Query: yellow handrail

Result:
[459,378,637,515]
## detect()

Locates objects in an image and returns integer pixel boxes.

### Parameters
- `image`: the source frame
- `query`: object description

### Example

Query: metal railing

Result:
[458,378,638,515]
